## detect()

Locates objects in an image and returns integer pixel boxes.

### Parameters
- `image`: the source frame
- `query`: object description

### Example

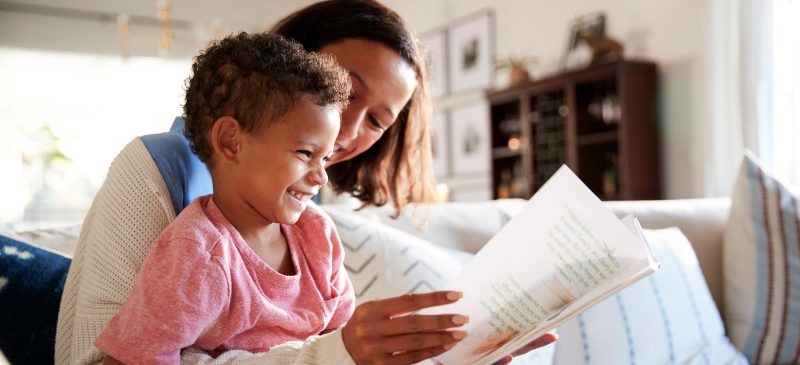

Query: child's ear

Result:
[210,116,242,163]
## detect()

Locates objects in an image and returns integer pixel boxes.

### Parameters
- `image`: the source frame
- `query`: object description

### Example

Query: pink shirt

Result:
[95,196,355,364]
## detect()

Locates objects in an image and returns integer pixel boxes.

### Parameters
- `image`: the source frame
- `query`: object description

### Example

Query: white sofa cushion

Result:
[723,152,800,364]
[605,199,730,311]
[554,227,746,365]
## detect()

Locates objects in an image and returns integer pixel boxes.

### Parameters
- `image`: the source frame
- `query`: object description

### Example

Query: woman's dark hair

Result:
[183,32,351,164]
[272,0,436,214]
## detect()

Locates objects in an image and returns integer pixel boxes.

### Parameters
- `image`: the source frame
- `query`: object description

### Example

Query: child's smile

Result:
[286,187,318,207]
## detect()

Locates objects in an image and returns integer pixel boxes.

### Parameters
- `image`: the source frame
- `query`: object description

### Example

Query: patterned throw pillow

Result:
[724,152,800,364]
[0,234,71,365]
[554,228,747,365]
[323,207,468,302]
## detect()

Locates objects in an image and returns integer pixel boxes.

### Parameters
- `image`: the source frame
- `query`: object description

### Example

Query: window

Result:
[0,47,190,228]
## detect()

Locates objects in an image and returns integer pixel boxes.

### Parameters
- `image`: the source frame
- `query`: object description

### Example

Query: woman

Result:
[56,1,556,364]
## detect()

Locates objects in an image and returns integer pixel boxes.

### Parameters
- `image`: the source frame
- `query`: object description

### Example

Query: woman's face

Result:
[319,39,417,166]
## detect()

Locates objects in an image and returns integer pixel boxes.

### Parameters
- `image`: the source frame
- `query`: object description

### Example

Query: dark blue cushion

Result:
[0,235,71,365]
[140,117,213,215]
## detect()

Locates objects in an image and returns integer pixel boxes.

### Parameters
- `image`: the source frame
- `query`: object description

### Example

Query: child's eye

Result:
[296,150,312,159]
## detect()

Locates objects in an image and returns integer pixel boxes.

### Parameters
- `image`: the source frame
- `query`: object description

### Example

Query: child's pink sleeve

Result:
[326,227,356,331]
[95,238,228,365]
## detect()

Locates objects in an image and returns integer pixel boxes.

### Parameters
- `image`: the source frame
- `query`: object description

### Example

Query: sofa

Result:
[1,196,743,364]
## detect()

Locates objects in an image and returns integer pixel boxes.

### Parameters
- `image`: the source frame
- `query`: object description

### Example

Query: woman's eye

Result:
[368,115,385,132]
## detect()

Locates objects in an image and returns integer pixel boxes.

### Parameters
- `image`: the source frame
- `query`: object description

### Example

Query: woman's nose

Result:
[338,107,364,144]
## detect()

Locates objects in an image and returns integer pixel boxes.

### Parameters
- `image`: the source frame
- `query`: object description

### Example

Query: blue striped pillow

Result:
[554,228,747,365]
[724,152,800,364]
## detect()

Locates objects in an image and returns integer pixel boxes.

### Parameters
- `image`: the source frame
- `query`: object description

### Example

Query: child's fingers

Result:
[377,330,466,353]
[368,291,462,317]
[369,314,468,336]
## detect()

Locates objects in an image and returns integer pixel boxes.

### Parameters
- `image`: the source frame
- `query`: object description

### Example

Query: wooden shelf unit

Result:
[487,60,661,201]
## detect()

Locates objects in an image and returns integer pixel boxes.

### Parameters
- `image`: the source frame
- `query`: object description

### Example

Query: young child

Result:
[95,32,354,363]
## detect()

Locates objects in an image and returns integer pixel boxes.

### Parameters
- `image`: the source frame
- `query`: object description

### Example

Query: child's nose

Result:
[308,162,328,187]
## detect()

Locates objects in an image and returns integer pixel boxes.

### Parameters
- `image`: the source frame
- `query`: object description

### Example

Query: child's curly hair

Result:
[183,32,351,163]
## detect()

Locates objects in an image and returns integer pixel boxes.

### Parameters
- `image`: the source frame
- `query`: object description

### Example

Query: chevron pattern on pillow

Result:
[324,208,467,302]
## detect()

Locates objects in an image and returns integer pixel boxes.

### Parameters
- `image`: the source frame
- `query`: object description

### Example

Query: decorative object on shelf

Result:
[431,112,450,177]
[450,102,491,176]
[495,54,538,87]
[155,0,174,56]
[496,169,513,199]
[420,29,448,99]
[601,153,619,199]
[587,94,621,125]
[561,13,624,70]
[117,14,131,61]
[447,10,495,95]
[497,117,522,150]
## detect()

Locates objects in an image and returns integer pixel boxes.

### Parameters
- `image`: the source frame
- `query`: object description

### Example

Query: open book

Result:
[425,166,659,365]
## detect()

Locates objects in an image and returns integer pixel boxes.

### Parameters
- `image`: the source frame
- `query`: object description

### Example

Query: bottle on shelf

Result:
[601,153,619,199]
[497,169,513,199]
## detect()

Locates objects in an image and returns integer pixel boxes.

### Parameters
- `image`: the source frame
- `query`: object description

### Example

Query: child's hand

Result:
[342,291,468,365]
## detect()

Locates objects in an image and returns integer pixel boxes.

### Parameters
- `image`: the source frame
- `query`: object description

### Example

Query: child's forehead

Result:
[253,102,340,140]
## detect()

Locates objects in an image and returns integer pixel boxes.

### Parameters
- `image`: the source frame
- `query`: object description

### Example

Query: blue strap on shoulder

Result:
[140,117,212,215]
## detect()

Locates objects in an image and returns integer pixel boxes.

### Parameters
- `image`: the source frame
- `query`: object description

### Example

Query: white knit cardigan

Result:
[55,138,355,365]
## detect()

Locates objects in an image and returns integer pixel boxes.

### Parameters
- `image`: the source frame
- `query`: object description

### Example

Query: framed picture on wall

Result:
[431,111,450,177]
[447,10,494,95]
[420,29,448,99]
[449,102,490,176]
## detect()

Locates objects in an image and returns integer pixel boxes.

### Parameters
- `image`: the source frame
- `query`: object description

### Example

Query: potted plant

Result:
[495,54,538,86]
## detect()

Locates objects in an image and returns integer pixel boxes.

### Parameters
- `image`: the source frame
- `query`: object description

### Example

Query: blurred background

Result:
[0,0,797,228]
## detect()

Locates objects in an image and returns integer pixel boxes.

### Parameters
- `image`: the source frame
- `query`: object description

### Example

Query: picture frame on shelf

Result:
[560,12,608,70]
[431,111,450,177]
[447,9,494,95]
[420,28,448,99]
[449,102,491,176]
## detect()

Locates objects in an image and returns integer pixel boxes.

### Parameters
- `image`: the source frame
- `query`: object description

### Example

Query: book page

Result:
[423,166,658,365]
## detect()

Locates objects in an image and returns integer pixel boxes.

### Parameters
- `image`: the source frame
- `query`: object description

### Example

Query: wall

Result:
[388,0,720,199]
[0,0,726,199]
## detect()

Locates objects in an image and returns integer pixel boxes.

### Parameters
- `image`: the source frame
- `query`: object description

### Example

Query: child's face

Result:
[235,98,340,225]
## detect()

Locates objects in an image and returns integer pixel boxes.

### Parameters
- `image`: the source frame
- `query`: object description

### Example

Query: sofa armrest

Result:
[605,198,730,311]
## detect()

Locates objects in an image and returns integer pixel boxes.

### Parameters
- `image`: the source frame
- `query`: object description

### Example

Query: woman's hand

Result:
[491,332,559,365]
[342,291,468,365]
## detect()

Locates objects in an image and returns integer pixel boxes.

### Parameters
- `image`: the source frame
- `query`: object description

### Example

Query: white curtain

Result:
[738,0,800,186]
[768,0,800,186]
[708,0,799,194]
